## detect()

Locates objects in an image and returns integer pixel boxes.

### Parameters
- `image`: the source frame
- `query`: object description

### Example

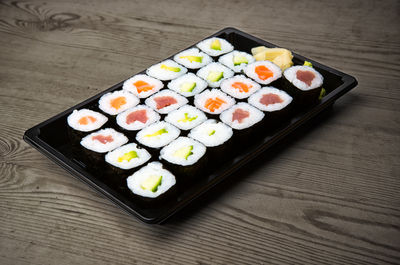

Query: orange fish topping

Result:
[204,97,226,112]
[134,80,155,93]
[255,65,273,80]
[92,135,113,144]
[78,116,97,125]
[110,96,127,110]
[260,93,283,106]
[231,82,252,93]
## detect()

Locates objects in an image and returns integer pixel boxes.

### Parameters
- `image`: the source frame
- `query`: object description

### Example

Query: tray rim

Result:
[23,27,358,224]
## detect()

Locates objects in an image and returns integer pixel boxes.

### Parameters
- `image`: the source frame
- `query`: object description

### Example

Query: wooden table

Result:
[1,0,399,264]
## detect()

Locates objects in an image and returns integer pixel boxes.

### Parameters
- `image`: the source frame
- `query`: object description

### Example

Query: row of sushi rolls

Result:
[67,36,325,201]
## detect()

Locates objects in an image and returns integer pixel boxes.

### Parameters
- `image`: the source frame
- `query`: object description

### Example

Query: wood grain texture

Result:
[0,0,399,264]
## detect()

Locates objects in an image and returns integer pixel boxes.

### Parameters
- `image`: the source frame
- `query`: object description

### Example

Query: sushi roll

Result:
[145,89,189,114]
[165,105,207,131]
[188,119,233,164]
[194,89,235,115]
[220,75,261,99]
[218,51,255,72]
[167,73,208,97]
[244,61,282,85]
[146,59,187,81]
[136,121,180,149]
[173,48,213,69]
[67,109,108,132]
[80,128,128,163]
[196,37,234,57]
[220,103,264,130]
[105,143,151,172]
[122,74,163,98]
[116,105,160,131]
[98,90,139,116]
[282,65,324,106]
[248,86,293,125]
[159,136,207,178]
[196,62,234,87]
[127,162,176,200]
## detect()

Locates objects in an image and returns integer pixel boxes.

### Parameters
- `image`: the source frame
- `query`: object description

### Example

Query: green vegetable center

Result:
[145,128,168,137]
[117,151,138,162]
[178,113,198,123]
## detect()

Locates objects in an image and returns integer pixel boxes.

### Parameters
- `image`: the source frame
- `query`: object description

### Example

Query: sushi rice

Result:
[165,105,207,130]
[145,89,188,114]
[248,86,293,112]
[147,59,187,81]
[67,109,108,132]
[80,128,128,153]
[98,90,139,115]
[167,73,208,97]
[127,162,176,198]
[196,37,234,57]
[188,119,233,147]
[173,48,213,69]
[122,74,163,98]
[220,102,264,130]
[196,62,234,87]
[136,121,180,149]
[220,75,261,99]
[116,105,160,131]
[105,143,151,170]
[244,61,282,85]
[160,137,206,166]
[283,65,323,91]
[218,50,255,72]
[194,89,235,114]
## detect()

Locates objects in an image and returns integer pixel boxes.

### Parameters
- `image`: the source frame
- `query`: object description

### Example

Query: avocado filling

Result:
[178,113,198,123]
[179,55,203,63]
[208,130,216,136]
[173,145,193,160]
[210,39,221,50]
[207,71,224,82]
[140,175,162,192]
[161,64,181,72]
[117,151,138,162]
[180,82,196,92]
[233,55,248,66]
[145,128,168,137]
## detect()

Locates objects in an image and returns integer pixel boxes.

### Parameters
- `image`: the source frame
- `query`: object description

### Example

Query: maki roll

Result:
[67,109,108,132]
[244,61,282,85]
[145,89,188,114]
[218,51,255,72]
[188,119,233,148]
[282,65,324,106]
[167,73,208,97]
[188,119,233,164]
[165,105,207,131]
[248,86,293,126]
[79,128,128,164]
[146,59,187,81]
[220,75,261,99]
[197,62,234,88]
[159,136,206,178]
[116,105,160,131]
[98,90,139,116]
[122,74,163,98]
[105,143,151,171]
[196,37,234,57]
[194,89,235,115]
[127,162,176,200]
[220,103,264,131]
[173,48,213,69]
[136,121,180,149]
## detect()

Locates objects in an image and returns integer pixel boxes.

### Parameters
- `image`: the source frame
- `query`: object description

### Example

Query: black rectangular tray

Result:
[24,27,357,224]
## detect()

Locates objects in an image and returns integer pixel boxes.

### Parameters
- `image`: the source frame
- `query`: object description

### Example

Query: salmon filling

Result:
[78,116,97,125]
[260,93,283,106]
[231,82,252,93]
[232,108,250,123]
[126,110,148,124]
[134,80,155,93]
[154,96,177,110]
[205,97,226,112]
[255,65,273,80]
[110,96,127,110]
[92,135,113,144]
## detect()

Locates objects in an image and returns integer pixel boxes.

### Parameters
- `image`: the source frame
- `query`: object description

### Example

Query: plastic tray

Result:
[24,27,357,224]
